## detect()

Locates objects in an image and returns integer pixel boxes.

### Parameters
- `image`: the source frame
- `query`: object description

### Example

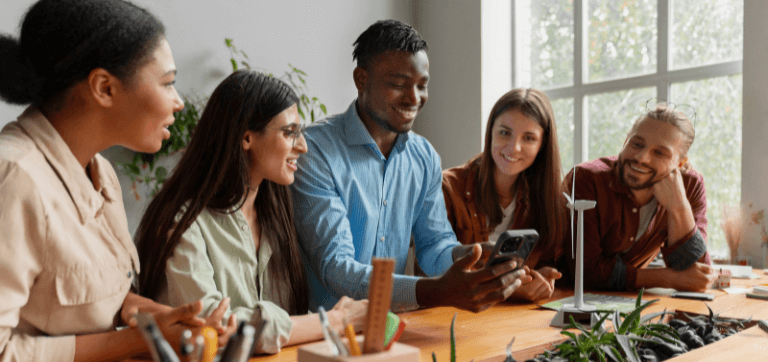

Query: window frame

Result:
[511,0,743,165]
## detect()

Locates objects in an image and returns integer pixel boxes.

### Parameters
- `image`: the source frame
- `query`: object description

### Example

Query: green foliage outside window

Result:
[522,0,743,255]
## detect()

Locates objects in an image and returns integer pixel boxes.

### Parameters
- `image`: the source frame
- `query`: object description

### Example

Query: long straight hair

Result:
[475,88,566,258]
[135,70,308,315]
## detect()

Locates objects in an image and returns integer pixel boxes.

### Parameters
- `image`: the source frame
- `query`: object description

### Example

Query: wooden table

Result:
[248,272,768,362]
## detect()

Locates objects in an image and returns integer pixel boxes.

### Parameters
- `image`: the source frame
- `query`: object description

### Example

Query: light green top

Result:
[158,207,293,354]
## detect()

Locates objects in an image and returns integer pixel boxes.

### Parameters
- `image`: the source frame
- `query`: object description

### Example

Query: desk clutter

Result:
[133,307,267,362]
[297,258,416,362]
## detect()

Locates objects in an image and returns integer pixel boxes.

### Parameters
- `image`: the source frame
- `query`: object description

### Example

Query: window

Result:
[513,0,744,256]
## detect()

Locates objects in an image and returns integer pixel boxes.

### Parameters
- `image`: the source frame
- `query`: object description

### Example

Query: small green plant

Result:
[225,38,327,122]
[432,313,459,362]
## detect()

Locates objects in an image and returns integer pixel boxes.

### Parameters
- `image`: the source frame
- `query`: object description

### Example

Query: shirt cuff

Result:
[391,275,420,312]
[251,301,293,355]
[38,334,76,362]
[661,229,707,271]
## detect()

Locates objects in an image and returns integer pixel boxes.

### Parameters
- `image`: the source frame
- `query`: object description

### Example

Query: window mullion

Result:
[658,0,670,100]
[574,0,587,164]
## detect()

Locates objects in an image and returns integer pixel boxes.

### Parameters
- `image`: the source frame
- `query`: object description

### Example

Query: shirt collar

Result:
[17,107,112,224]
[343,99,411,149]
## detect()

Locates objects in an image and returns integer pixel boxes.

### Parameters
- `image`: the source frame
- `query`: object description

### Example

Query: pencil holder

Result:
[297,335,419,362]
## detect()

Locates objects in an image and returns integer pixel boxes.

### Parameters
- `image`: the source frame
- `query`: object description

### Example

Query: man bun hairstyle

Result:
[352,19,427,69]
[632,103,695,164]
[0,0,165,107]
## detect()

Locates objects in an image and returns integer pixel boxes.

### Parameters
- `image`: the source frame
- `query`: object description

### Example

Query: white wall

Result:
[413,0,512,170]
[1,0,414,234]
[413,0,483,170]
[740,0,768,268]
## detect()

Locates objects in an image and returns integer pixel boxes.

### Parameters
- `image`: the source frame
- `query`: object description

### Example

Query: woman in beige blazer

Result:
[0,0,230,361]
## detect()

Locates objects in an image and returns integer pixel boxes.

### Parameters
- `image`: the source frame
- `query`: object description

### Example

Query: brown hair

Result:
[633,103,695,171]
[475,88,565,257]
[135,70,308,315]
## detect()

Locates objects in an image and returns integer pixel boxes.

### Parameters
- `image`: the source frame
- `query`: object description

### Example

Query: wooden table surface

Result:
[125,271,768,362]
[248,272,768,362]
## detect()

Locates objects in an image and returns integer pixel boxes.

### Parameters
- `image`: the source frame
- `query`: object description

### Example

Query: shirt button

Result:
[630,237,635,242]
[473,213,477,217]
[241,224,247,231]
[632,208,638,213]
[380,237,385,242]
[127,270,133,278]
[383,200,387,206]
[466,192,470,196]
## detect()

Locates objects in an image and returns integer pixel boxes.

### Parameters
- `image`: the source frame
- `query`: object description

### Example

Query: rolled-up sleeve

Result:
[164,222,292,354]
[0,164,76,362]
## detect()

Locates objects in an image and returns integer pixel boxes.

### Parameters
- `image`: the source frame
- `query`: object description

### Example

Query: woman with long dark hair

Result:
[442,88,567,302]
[0,0,222,360]
[135,70,367,354]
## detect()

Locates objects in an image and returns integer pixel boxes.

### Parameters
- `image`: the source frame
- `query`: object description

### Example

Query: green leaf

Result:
[155,167,168,183]
[225,38,233,47]
[450,313,457,362]
[241,61,251,70]
[297,107,306,120]
[636,288,644,308]
[618,298,658,335]
[230,59,238,71]
[615,335,639,362]
[320,103,327,114]
[432,352,437,362]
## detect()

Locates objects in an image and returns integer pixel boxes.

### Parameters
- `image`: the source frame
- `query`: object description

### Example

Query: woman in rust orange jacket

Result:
[442,88,566,302]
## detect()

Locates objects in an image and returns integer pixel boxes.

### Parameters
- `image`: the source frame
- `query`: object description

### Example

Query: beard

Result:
[619,156,658,190]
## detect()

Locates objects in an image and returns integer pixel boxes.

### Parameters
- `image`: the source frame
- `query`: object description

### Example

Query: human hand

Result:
[511,267,561,302]
[669,263,717,292]
[148,301,206,355]
[328,296,368,334]
[452,242,495,270]
[438,244,530,313]
[652,168,689,212]
[202,297,238,346]
[121,292,204,328]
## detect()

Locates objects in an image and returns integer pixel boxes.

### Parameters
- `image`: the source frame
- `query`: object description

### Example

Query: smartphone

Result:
[670,291,714,301]
[486,229,539,270]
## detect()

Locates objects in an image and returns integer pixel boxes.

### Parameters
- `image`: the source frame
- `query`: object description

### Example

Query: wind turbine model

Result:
[550,168,599,328]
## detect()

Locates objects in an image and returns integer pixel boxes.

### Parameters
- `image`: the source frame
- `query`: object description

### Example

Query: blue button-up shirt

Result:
[291,100,459,311]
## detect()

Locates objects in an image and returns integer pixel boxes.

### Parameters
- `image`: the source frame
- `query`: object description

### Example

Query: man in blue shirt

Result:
[291,20,528,313]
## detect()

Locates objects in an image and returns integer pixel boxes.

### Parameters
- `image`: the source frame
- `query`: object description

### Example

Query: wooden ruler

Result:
[362,258,395,354]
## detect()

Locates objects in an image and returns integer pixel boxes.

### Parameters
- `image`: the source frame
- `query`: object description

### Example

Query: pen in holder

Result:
[219,321,257,362]
[134,313,181,362]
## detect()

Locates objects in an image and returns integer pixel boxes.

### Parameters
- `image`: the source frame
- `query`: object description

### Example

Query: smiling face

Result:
[243,104,307,187]
[111,37,184,153]
[491,109,545,183]
[618,117,685,190]
[355,49,429,135]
